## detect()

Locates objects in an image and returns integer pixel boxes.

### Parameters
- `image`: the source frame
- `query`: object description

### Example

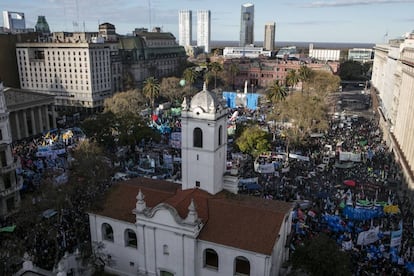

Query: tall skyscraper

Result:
[197,10,211,53]
[239,3,254,47]
[264,22,275,51]
[3,11,26,33]
[179,10,192,47]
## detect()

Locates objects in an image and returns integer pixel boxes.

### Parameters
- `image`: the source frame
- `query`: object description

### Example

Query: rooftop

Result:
[94,177,293,255]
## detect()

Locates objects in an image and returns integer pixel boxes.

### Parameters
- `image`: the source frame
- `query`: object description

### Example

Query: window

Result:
[124,229,137,248]
[234,256,250,275]
[0,151,7,167]
[102,223,114,242]
[160,271,174,276]
[193,128,203,148]
[196,181,200,188]
[163,244,169,255]
[204,249,218,270]
[218,125,223,146]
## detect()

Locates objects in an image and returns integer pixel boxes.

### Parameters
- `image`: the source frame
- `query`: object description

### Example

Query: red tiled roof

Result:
[94,177,293,255]
[199,192,293,255]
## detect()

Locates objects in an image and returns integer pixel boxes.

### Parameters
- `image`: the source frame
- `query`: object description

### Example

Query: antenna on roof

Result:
[148,0,152,30]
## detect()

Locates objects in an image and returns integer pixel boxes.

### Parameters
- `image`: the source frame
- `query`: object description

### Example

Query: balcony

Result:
[0,181,23,197]
[0,162,18,174]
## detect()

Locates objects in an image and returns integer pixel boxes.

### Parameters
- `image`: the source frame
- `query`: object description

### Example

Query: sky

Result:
[1,0,414,44]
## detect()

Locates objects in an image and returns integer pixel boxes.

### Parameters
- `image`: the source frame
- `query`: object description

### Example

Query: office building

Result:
[35,16,50,35]
[3,11,26,33]
[348,48,374,63]
[119,27,187,86]
[0,81,23,218]
[197,10,211,53]
[178,10,192,47]
[239,3,254,47]
[264,22,275,51]
[16,41,112,111]
[371,31,414,189]
[309,43,340,61]
[88,84,293,276]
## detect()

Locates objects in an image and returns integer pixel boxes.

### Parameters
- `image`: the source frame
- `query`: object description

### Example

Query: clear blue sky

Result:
[1,0,413,44]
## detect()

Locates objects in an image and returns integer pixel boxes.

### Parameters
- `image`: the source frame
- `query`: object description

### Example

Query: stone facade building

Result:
[371,31,414,190]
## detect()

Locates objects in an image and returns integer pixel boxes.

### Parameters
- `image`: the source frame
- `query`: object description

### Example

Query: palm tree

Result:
[229,62,240,90]
[286,69,300,91]
[266,80,288,104]
[142,76,160,110]
[298,66,313,93]
[183,67,198,94]
[208,61,223,89]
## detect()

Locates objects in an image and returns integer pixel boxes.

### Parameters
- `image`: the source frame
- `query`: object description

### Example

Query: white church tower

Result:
[181,83,227,195]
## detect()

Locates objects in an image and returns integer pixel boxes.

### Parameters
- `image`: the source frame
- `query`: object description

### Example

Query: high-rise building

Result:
[264,22,275,51]
[35,15,50,35]
[3,11,26,33]
[178,10,192,47]
[239,3,254,47]
[197,10,211,53]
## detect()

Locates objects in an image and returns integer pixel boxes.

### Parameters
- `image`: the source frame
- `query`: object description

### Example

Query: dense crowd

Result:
[247,113,414,275]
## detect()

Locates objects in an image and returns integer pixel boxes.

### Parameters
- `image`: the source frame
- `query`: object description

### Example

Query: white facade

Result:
[348,48,374,63]
[309,44,340,61]
[223,46,271,59]
[197,10,211,53]
[16,42,112,109]
[88,85,293,276]
[371,32,414,190]
[181,84,227,195]
[0,82,22,218]
[179,10,192,47]
[264,22,275,51]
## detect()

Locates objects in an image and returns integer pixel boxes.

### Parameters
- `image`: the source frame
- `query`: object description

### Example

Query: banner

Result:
[357,226,380,245]
[257,163,275,174]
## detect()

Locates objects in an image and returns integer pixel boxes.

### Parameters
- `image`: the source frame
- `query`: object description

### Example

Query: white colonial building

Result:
[371,31,414,190]
[88,84,294,276]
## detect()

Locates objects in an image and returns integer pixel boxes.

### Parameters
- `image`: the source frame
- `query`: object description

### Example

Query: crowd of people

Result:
[244,112,414,275]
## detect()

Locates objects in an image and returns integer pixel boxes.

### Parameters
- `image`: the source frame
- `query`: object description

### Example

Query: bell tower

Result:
[180,83,227,195]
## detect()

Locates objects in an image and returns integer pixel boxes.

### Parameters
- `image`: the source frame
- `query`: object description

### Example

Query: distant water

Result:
[210,40,375,49]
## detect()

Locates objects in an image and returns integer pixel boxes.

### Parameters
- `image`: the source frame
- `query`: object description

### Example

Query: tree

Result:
[291,233,352,276]
[81,111,117,149]
[208,61,223,89]
[159,77,185,104]
[307,70,341,98]
[122,71,135,91]
[142,77,160,110]
[339,60,366,81]
[228,61,240,90]
[236,126,271,158]
[266,80,288,104]
[298,66,313,93]
[183,67,198,94]
[103,89,146,116]
[285,69,300,91]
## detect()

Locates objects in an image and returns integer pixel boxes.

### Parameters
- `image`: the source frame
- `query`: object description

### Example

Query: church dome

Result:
[190,83,223,114]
